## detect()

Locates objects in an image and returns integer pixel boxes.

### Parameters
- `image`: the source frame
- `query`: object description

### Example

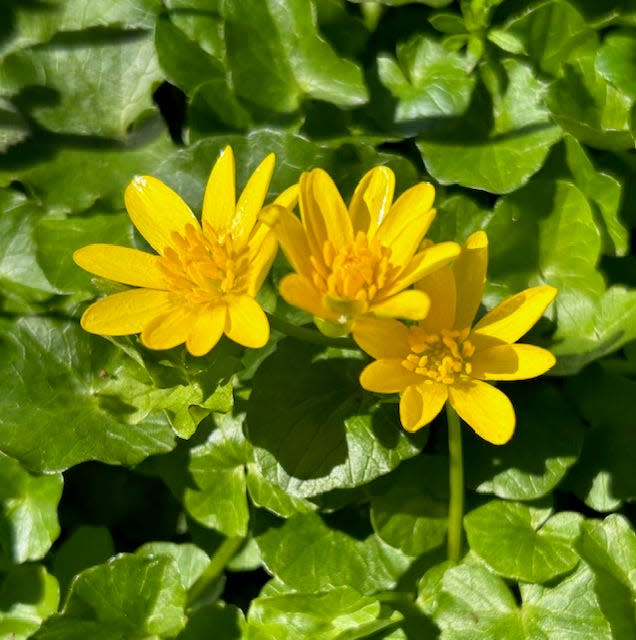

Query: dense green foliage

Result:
[0,0,634,637]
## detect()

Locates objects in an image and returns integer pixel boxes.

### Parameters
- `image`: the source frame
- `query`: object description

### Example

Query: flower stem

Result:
[266,313,356,348]
[186,536,243,610]
[446,403,464,563]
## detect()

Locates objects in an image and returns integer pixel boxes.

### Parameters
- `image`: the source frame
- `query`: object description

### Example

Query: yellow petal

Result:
[274,184,300,209]
[324,294,368,320]
[274,207,313,278]
[371,289,430,320]
[307,168,353,250]
[352,315,411,359]
[359,360,421,393]
[374,182,436,267]
[124,175,199,253]
[232,152,275,249]
[279,274,335,320]
[299,171,329,258]
[202,146,236,233]
[73,244,167,289]
[472,285,558,344]
[348,166,395,236]
[416,265,456,332]
[246,230,278,296]
[386,241,460,296]
[470,344,556,380]
[453,230,488,330]
[80,289,176,335]
[186,305,227,356]
[448,379,515,445]
[400,382,448,432]
[141,305,192,350]
[225,294,270,348]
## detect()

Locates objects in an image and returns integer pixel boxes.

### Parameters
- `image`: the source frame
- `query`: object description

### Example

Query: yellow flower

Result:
[74,146,279,356]
[353,231,557,444]
[272,166,460,335]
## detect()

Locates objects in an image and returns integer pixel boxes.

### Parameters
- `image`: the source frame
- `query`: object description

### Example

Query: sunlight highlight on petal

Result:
[225,295,270,347]
[203,146,236,233]
[359,360,421,393]
[348,166,395,236]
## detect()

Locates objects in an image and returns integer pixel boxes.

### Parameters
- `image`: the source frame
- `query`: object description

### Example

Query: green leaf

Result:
[257,512,413,595]
[428,562,614,639]
[2,30,163,138]
[595,29,636,100]
[576,515,636,638]
[548,54,635,151]
[0,98,29,152]
[563,135,627,256]
[137,542,210,590]
[184,413,251,537]
[0,454,62,566]
[464,501,582,583]
[51,526,115,596]
[0,564,59,640]
[0,128,175,214]
[34,551,187,639]
[245,585,387,640]
[417,63,561,194]
[247,339,426,498]
[370,456,449,556]
[0,317,176,473]
[177,602,244,640]
[498,0,596,75]
[222,0,367,113]
[464,383,585,501]
[564,365,636,511]
[377,35,475,131]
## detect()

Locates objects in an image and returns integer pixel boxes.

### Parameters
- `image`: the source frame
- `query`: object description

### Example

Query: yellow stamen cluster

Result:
[311,231,398,302]
[159,223,248,305]
[402,327,475,385]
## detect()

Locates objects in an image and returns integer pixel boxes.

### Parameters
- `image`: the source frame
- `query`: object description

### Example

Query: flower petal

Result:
[246,230,278,296]
[142,305,192,350]
[453,230,488,330]
[232,152,275,249]
[371,289,430,320]
[352,315,411,359]
[359,360,421,393]
[279,274,335,320]
[274,206,313,278]
[386,241,460,296]
[416,265,456,333]
[73,244,167,289]
[124,175,199,253]
[374,182,436,267]
[299,170,329,258]
[186,305,227,356]
[472,285,557,344]
[274,184,300,209]
[202,146,236,233]
[400,382,448,432]
[225,294,270,348]
[470,344,556,380]
[80,289,176,335]
[306,168,353,250]
[448,379,515,445]
[348,166,395,236]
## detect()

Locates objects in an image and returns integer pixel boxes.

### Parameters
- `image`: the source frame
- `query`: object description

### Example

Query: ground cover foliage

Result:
[0,0,635,638]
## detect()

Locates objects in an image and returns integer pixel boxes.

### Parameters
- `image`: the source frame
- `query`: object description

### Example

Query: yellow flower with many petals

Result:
[272,166,460,335]
[353,231,557,444]
[74,146,279,356]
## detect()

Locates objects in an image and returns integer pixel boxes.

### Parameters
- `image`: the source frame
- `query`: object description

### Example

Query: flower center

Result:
[402,327,475,385]
[310,231,398,303]
[158,223,249,305]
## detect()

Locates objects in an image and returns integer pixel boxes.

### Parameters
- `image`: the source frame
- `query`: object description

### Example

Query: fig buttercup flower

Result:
[271,166,460,335]
[353,231,557,444]
[74,146,280,356]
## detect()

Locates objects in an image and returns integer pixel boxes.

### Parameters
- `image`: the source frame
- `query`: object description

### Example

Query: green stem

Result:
[187,536,243,609]
[446,403,464,563]
[266,313,356,348]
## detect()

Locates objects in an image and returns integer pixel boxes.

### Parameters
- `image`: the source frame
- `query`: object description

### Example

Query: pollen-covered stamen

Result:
[402,327,474,385]
[158,223,249,304]
[310,231,399,303]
